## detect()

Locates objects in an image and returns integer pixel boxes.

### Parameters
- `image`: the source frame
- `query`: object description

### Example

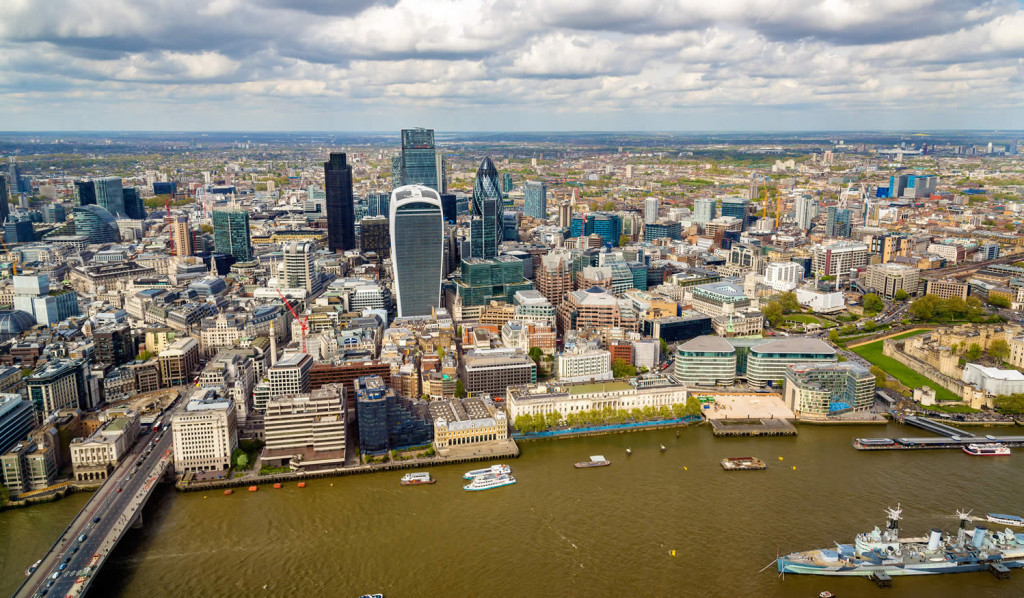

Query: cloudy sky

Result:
[1,0,1022,131]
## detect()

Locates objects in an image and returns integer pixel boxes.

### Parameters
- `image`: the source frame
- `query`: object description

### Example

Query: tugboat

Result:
[574,455,611,468]
[778,505,1024,577]
[963,443,1011,456]
[400,472,436,486]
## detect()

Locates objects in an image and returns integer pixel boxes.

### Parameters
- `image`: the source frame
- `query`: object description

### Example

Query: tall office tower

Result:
[721,197,750,230]
[212,209,252,261]
[439,192,457,223]
[396,128,444,193]
[644,197,659,224]
[470,156,503,259]
[693,198,716,223]
[366,192,390,218]
[502,173,514,193]
[359,215,390,258]
[0,175,8,225]
[71,205,121,243]
[283,240,316,293]
[557,203,572,228]
[93,176,125,217]
[324,153,355,252]
[74,180,96,207]
[123,187,145,220]
[524,181,547,219]
[825,207,852,238]
[390,185,444,317]
[171,216,194,256]
[794,195,817,230]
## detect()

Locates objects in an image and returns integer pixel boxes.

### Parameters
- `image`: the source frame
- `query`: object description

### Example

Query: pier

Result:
[900,414,976,438]
[853,414,1024,451]
[709,418,797,437]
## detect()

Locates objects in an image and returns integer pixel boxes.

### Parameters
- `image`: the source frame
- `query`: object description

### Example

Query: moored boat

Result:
[721,456,767,471]
[223,489,233,495]
[273,483,282,489]
[248,486,258,492]
[463,474,516,491]
[463,464,511,479]
[987,513,1024,527]
[574,455,611,468]
[297,482,306,488]
[963,443,1011,456]
[400,472,436,486]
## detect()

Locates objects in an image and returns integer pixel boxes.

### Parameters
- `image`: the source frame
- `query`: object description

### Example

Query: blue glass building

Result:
[825,207,852,238]
[71,205,120,243]
[524,181,547,219]
[470,156,503,259]
[354,375,433,454]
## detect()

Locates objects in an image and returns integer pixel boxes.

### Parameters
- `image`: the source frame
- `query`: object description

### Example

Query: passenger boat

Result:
[463,464,511,480]
[987,513,1024,527]
[25,559,41,576]
[963,443,1011,456]
[400,472,436,486]
[463,474,516,491]
[720,456,767,471]
[574,455,611,468]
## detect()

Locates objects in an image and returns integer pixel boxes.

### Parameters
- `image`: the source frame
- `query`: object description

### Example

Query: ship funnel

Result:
[927,529,942,551]
[973,526,988,548]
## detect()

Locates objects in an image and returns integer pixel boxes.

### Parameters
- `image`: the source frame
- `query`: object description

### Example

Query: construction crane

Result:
[758,173,782,228]
[276,288,308,354]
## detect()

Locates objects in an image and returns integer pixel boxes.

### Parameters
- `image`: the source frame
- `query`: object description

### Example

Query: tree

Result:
[989,339,1010,362]
[545,410,562,429]
[964,343,983,362]
[454,378,466,398]
[828,329,839,343]
[996,393,1024,414]
[437,347,446,360]
[820,274,836,282]
[909,295,940,321]
[514,414,534,433]
[611,359,637,378]
[894,289,909,302]
[618,234,630,247]
[863,319,877,332]
[683,396,702,417]
[528,346,543,365]
[603,201,617,211]
[136,350,156,361]
[235,452,249,469]
[762,302,784,327]
[659,337,669,356]
[862,293,884,313]
[870,365,887,387]
[945,296,969,320]
[777,292,800,313]
[990,295,1011,309]
[199,223,214,234]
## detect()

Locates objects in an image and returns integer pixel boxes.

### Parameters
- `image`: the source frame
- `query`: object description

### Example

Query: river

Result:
[4,423,1024,597]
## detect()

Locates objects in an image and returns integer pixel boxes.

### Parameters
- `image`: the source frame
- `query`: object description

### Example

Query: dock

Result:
[854,414,1024,451]
[709,418,797,437]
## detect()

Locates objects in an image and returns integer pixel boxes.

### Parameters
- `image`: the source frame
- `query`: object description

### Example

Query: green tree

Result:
[528,346,543,364]
[612,358,637,378]
[894,289,909,302]
[996,393,1024,414]
[514,414,534,433]
[659,337,669,356]
[437,347,446,360]
[235,452,249,469]
[618,234,630,247]
[964,343,983,361]
[762,301,784,327]
[869,365,887,387]
[603,201,617,211]
[545,410,562,429]
[683,396,702,417]
[945,296,969,320]
[989,339,1010,362]
[777,292,801,313]
[828,329,839,343]
[136,349,156,361]
[863,319,877,332]
[909,295,940,321]
[199,223,214,234]
[820,274,836,283]
[454,378,466,398]
[862,293,884,313]
[990,295,1011,309]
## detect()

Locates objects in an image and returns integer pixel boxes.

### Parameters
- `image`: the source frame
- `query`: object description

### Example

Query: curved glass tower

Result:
[470,156,503,259]
[72,205,121,244]
[390,185,444,318]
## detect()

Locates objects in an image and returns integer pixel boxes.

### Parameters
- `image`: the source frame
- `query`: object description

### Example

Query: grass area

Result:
[568,381,632,395]
[852,333,960,403]
[786,314,835,328]
[926,404,980,414]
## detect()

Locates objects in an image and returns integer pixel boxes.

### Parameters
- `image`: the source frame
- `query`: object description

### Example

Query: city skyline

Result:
[0,1,1022,131]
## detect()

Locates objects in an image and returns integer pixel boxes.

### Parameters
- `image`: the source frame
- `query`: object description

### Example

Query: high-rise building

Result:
[391,185,444,317]
[794,195,816,230]
[0,175,8,225]
[93,177,125,217]
[557,204,572,228]
[396,128,444,193]
[122,187,145,220]
[263,384,346,470]
[590,213,622,247]
[74,180,96,207]
[644,197,659,224]
[470,156,503,259]
[720,198,750,230]
[283,240,315,293]
[693,198,716,223]
[171,392,237,472]
[71,205,121,244]
[269,353,313,396]
[42,203,65,223]
[359,215,390,258]
[26,359,86,416]
[212,209,251,262]
[825,207,852,238]
[324,153,355,252]
[502,173,514,193]
[171,216,194,256]
[524,181,547,219]
[93,323,135,366]
[366,192,390,218]
[502,212,520,242]
[439,192,457,223]
[0,394,36,455]
[810,241,868,285]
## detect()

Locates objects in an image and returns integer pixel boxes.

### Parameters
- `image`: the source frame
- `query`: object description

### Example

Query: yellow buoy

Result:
[683,466,688,471]
[203,496,207,499]
[792,466,797,470]
[330,483,334,487]
[778,456,784,461]
[671,550,676,556]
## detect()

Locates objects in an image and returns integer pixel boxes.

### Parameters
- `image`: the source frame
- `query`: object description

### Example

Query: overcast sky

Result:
[1,0,1022,131]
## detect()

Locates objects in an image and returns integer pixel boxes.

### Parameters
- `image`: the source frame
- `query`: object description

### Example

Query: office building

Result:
[675,336,737,386]
[747,337,836,388]
[212,209,251,262]
[93,176,125,217]
[644,197,659,224]
[171,216,194,256]
[171,392,238,472]
[74,180,96,207]
[524,181,547,219]
[123,187,145,220]
[794,195,816,230]
[453,256,533,308]
[557,348,612,383]
[687,282,752,317]
[0,394,36,455]
[269,353,313,397]
[506,377,688,421]
[925,279,969,301]
[26,359,86,415]
[470,156,503,259]
[502,211,520,242]
[394,128,444,193]
[825,206,852,238]
[784,362,874,420]
[889,174,937,199]
[324,152,356,252]
[721,198,750,230]
[283,240,316,294]
[72,205,121,244]
[693,198,716,223]
[557,286,637,333]
[460,348,536,397]
[391,185,444,317]
[4,219,33,243]
[0,175,8,225]
[359,215,389,258]
[869,233,911,263]
[70,410,141,482]
[810,241,868,285]
[536,250,575,307]
[262,384,346,470]
[158,337,200,387]
[764,262,804,292]
[354,375,433,453]
[644,221,682,241]
[93,322,135,366]
[865,263,920,299]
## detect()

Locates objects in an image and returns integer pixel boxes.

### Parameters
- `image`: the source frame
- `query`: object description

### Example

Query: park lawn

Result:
[786,314,835,328]
[852,334,960,403]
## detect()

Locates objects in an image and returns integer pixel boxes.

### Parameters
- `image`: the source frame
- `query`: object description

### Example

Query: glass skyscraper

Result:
[74,180,96,207]
[470,156,503,259]
[395,128,445,193]
[693,197,716,223]
[93,177,125,217]
[826,207,852,238]
[324,153,355,252]
[0,175,8,225]
[122,187,145,220]
[721,197,749,230]
[213,209,252,262]
[390,185,444,317]
[524,180,547,219]
[72,205,121,243]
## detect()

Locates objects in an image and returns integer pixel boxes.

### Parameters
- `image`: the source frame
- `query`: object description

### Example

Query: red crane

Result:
[276,289,308,354]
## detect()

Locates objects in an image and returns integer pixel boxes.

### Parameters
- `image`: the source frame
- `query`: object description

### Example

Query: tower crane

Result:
[276,288,308,354]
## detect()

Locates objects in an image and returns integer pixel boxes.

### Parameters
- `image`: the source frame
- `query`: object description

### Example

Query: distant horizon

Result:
[1,128,1022,135]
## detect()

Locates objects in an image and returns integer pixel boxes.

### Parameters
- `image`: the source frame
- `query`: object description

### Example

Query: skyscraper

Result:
[213,209,252,262]
[502,173,514,193]
[171,216,194,256]
[390,185,444,318]
[93,177,125,217]
[721,198,750,230]
[644,197,659,224]
[123,187,145,220]
[72,205,121,244]
[524,181,547,219]
[324,153,355,252]
[396,128,445,193]
[825,207,852,238]
[283,240,315,293]
[0,175,8,225]
[366,192,390,218]
[74,180,96,207]
[693,198,716,223]
[359,215,390,258]
[794,195,817,230]
[470,156,503,259]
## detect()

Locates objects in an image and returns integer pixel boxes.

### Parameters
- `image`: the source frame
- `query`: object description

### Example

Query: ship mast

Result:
[956,509,972,546]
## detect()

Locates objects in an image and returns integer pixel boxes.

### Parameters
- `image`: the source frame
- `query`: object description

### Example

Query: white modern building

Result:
[962,363,1024,397]
[644,197,659,224]
[764,262,803,292]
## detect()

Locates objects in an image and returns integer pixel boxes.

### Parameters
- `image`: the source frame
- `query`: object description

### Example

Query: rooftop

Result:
[568,380,632,395]
[750,337,835,356]
[677,335,735,354]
